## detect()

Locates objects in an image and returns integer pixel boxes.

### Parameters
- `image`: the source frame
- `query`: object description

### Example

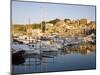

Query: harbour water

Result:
[12,49,96,74]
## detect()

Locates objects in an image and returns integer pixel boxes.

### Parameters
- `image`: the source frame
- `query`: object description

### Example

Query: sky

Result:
[12,1,96,24]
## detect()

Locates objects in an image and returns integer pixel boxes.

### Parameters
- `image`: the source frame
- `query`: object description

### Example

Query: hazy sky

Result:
[12,1,96,24]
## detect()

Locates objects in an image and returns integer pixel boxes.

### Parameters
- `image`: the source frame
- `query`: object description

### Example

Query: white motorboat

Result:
[33,41,59,52]
[12,43,40,54]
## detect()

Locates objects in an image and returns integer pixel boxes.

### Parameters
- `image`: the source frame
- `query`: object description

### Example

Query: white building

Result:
[46,23,53,30]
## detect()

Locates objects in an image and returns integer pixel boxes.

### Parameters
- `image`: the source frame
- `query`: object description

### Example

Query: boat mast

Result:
[28,17,31,44]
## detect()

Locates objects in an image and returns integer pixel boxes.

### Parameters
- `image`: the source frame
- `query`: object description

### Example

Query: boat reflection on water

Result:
[12,50,26,65]
[62,43,96,55]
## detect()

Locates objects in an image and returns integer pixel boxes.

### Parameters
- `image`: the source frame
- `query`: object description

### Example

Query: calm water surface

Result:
[12,51,96,74]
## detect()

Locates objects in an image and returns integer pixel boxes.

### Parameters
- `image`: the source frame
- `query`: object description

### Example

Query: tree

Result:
[41,21,46,33]
[47,18,60,25]
[64,18,71,23]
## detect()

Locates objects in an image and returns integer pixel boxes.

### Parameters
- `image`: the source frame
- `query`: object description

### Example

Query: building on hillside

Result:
[45,23,53,30]
[55,20,66,27]
[90,21,96,29]
[79,19,87,25]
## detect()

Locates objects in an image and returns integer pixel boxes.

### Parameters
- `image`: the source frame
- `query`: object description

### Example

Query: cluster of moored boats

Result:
[12,33,95,55]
